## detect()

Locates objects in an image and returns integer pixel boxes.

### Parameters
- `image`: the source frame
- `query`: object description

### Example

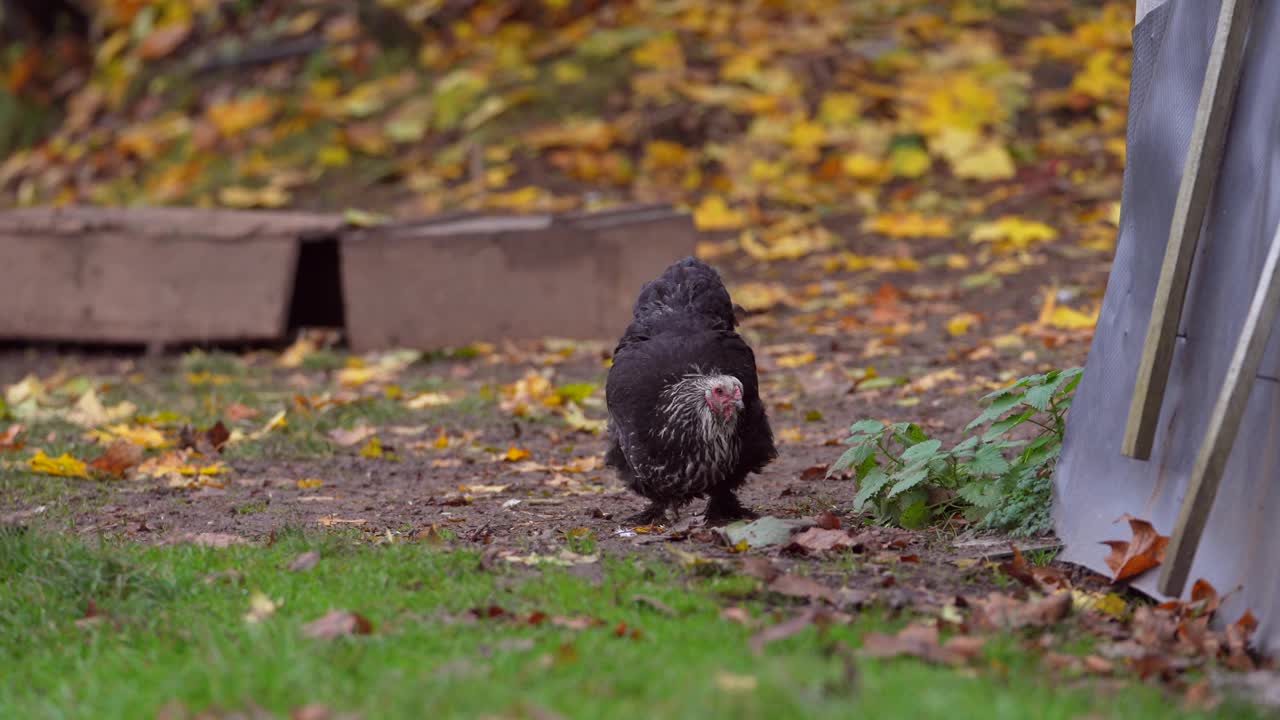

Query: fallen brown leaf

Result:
[739,556,781,582]
[138,21,192,60]
[750,608,825,654]
[0,424,24,451]
[178,421,231,454]
[302,610,373,639]
[798,464,828,481]
[1000,544,1069,593]
[1083,655,1114,675]
[787,527,858,554]
[207,421,231,451]
[972,591,1071,630]
[815,510,842,530]
[1189,578,1220,615]
[1101,515,1169,582]
[1225,610,1259,670]
[1183,678,1218,712]
[328,425,377,447]
[860,622,986,666]
[226,402,261,421]
[88,440,144,479]
[767,573,837,604]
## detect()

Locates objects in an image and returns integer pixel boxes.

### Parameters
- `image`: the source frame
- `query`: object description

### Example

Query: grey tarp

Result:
[1053,0,1280,652]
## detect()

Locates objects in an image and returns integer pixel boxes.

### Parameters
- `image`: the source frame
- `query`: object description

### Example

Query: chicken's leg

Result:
[704,490,757,525]
[625,501,669,525]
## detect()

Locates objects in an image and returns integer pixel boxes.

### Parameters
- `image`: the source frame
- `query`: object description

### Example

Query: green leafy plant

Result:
[829,367,1082,536]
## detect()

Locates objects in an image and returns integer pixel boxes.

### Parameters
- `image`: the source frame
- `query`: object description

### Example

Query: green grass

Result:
[0,529,1261,720]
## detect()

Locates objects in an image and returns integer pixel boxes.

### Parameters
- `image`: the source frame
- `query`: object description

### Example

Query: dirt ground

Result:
[0,229,1106,610]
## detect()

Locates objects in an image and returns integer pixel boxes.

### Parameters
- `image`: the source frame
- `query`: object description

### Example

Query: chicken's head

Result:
[704,375,744,421]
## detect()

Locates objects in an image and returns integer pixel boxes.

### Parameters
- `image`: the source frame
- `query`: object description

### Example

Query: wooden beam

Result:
[1123,0,1255,460]
[1159,220,1280,597]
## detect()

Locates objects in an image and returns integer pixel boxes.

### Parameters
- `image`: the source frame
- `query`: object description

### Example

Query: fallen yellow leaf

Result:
[406,392,453,409]
[87,423,170,449]
[359,437,384,459]
[970,216,1057,251]
[946,312,981,337]
[1046,305,1099,331]
[890,145,931,178]
[863,213,953,239]
[775,352,817,369]
[244,590,280,624]
[730,282,793,312]
[693,195,748,231]
[207,95,279,137]
[778,428,805,444]
[29,450,88,479]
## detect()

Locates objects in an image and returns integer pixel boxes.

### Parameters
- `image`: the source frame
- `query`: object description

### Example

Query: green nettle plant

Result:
[828,368,1083,536]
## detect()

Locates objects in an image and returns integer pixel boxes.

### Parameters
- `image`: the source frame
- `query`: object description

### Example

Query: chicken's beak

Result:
[733,397,744,412]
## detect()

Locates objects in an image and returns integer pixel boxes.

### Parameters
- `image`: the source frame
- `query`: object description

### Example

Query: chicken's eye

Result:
[712,387,724,396]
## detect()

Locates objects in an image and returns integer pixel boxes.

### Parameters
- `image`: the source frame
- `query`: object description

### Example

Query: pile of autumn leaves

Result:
[744,519,1262,704]
[1,0,1131,259]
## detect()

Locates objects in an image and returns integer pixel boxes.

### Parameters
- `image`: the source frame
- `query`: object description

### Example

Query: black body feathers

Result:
[605,257,777,523]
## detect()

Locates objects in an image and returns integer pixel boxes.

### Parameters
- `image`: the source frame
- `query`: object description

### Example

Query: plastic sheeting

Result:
[1053,0,1280,652]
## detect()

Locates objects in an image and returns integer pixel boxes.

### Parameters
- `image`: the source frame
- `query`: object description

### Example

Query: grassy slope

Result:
[0,528,1259,720]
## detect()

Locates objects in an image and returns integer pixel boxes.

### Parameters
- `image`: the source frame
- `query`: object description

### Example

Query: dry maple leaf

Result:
[206,421,231,451]
[1101,515,1169,582]
[1189,578,1220,615]
[88,440,144,479]
[178,421,231,454]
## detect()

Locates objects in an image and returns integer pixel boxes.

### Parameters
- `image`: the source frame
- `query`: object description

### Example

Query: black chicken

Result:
[605,257,777,525]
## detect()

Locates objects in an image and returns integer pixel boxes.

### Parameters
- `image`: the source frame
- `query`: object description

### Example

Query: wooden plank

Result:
[340,206,697,351]
[0,207,343,344]
[1158,219,1280,597]
[1122,0,1256,460]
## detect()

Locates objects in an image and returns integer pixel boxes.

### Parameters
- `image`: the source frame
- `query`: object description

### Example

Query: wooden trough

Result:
[0,204,697,351]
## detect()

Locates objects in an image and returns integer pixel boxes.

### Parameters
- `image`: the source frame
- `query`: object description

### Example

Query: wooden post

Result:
[1159,220,1280,597]
[1123,0,1255,460]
